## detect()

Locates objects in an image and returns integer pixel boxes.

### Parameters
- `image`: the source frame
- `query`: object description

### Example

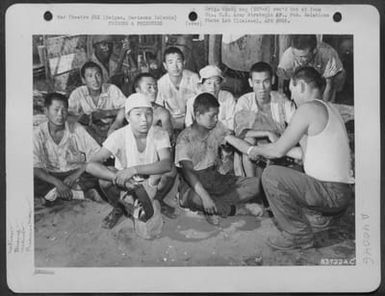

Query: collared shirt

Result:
[234,91,296,136]
[68,83,126,116]
[277,42,344,80]
[91,53,119,83]
[33,121,100,173]
[185,90,236,130]
[175,122,230,171]
[156,70,199,121]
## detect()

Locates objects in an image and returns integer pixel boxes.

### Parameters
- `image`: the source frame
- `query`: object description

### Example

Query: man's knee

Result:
[261,165,282,190]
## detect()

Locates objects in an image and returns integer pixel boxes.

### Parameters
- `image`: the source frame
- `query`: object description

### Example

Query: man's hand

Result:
[201,195,217,215]
[55,180,73,200]
[63,173,79,188]
[124,179,141,191]
[114,167,137,188]
[248,147,260,161]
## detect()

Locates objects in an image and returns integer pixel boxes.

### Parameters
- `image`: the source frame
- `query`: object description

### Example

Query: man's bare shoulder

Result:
[152,125,170,140]
[298,100,328,119]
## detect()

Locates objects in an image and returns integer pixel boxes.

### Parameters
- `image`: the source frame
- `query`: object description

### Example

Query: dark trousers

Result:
[261,165,353,237]
[179,166,262,216]
[34,171,98,198]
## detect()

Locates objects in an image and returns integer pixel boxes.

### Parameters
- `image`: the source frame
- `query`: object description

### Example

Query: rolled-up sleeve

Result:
[174,133,192,166]
[68,89,82,115]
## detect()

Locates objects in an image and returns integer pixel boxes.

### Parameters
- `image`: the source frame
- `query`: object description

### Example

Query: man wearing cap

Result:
[86,93,174,229]
[68,61,127,144]
[91,35,131,83]
[108,72,174,139]
[185,65,236,131]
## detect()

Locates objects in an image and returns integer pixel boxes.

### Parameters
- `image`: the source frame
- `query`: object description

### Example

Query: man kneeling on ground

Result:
[175,92,264,226]
[225,67,354,250]
[34,93,101,204]
[86,93,175,229]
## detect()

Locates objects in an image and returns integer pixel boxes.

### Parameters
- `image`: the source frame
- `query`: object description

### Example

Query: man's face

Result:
[136,77,158,103]
[127,107,153,134]
[249,71,273,102]
[83,67,103,91]
[201,77,222,98]
[163,53,184,77]
[45,99,68,127]
[196,107,219,130]
[292,47,315,66]
[94,41,113,61]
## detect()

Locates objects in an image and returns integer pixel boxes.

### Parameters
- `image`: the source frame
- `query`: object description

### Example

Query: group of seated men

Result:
[34,35,354,250]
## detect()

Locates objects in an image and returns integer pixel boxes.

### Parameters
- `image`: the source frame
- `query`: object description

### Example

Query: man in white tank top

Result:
[224,67,353,250]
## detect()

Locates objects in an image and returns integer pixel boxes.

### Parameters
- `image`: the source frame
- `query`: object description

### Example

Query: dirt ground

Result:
[34,181,355,267]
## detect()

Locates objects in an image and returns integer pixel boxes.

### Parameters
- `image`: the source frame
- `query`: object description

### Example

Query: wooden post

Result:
[208,35,222,66]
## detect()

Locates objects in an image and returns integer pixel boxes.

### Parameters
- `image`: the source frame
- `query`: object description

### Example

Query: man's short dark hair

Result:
[133,72,156,93]
[249,62,273,79]
[291,35,317,51]
[292,66,326,91]
[163,46,184,62]
[44,92,68,108]
[80,61,103,79]
[193,92,220,116]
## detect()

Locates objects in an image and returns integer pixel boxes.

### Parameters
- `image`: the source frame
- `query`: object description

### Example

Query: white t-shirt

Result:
[103,125,171,170]
[185,90,236,130]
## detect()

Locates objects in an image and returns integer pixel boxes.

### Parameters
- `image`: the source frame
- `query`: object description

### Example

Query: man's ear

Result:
[163,62,167,71]
[248,78,253,88]
[81,76,86,84]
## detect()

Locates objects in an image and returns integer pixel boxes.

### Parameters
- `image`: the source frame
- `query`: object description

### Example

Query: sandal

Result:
[159,200,177,219]
[204,213,220,226]
[101,207,124,229]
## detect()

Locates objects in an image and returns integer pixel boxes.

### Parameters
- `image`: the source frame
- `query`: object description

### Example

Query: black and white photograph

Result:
[6,3,380,293]
[32,33,356,267]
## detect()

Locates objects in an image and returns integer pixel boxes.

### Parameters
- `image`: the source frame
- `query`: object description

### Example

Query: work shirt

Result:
[68,83,126,117]
[156,70,199,123]
[175,122,229,171]
[234,91,296,136]
[33,121,100,173]
[277,42,344,80]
